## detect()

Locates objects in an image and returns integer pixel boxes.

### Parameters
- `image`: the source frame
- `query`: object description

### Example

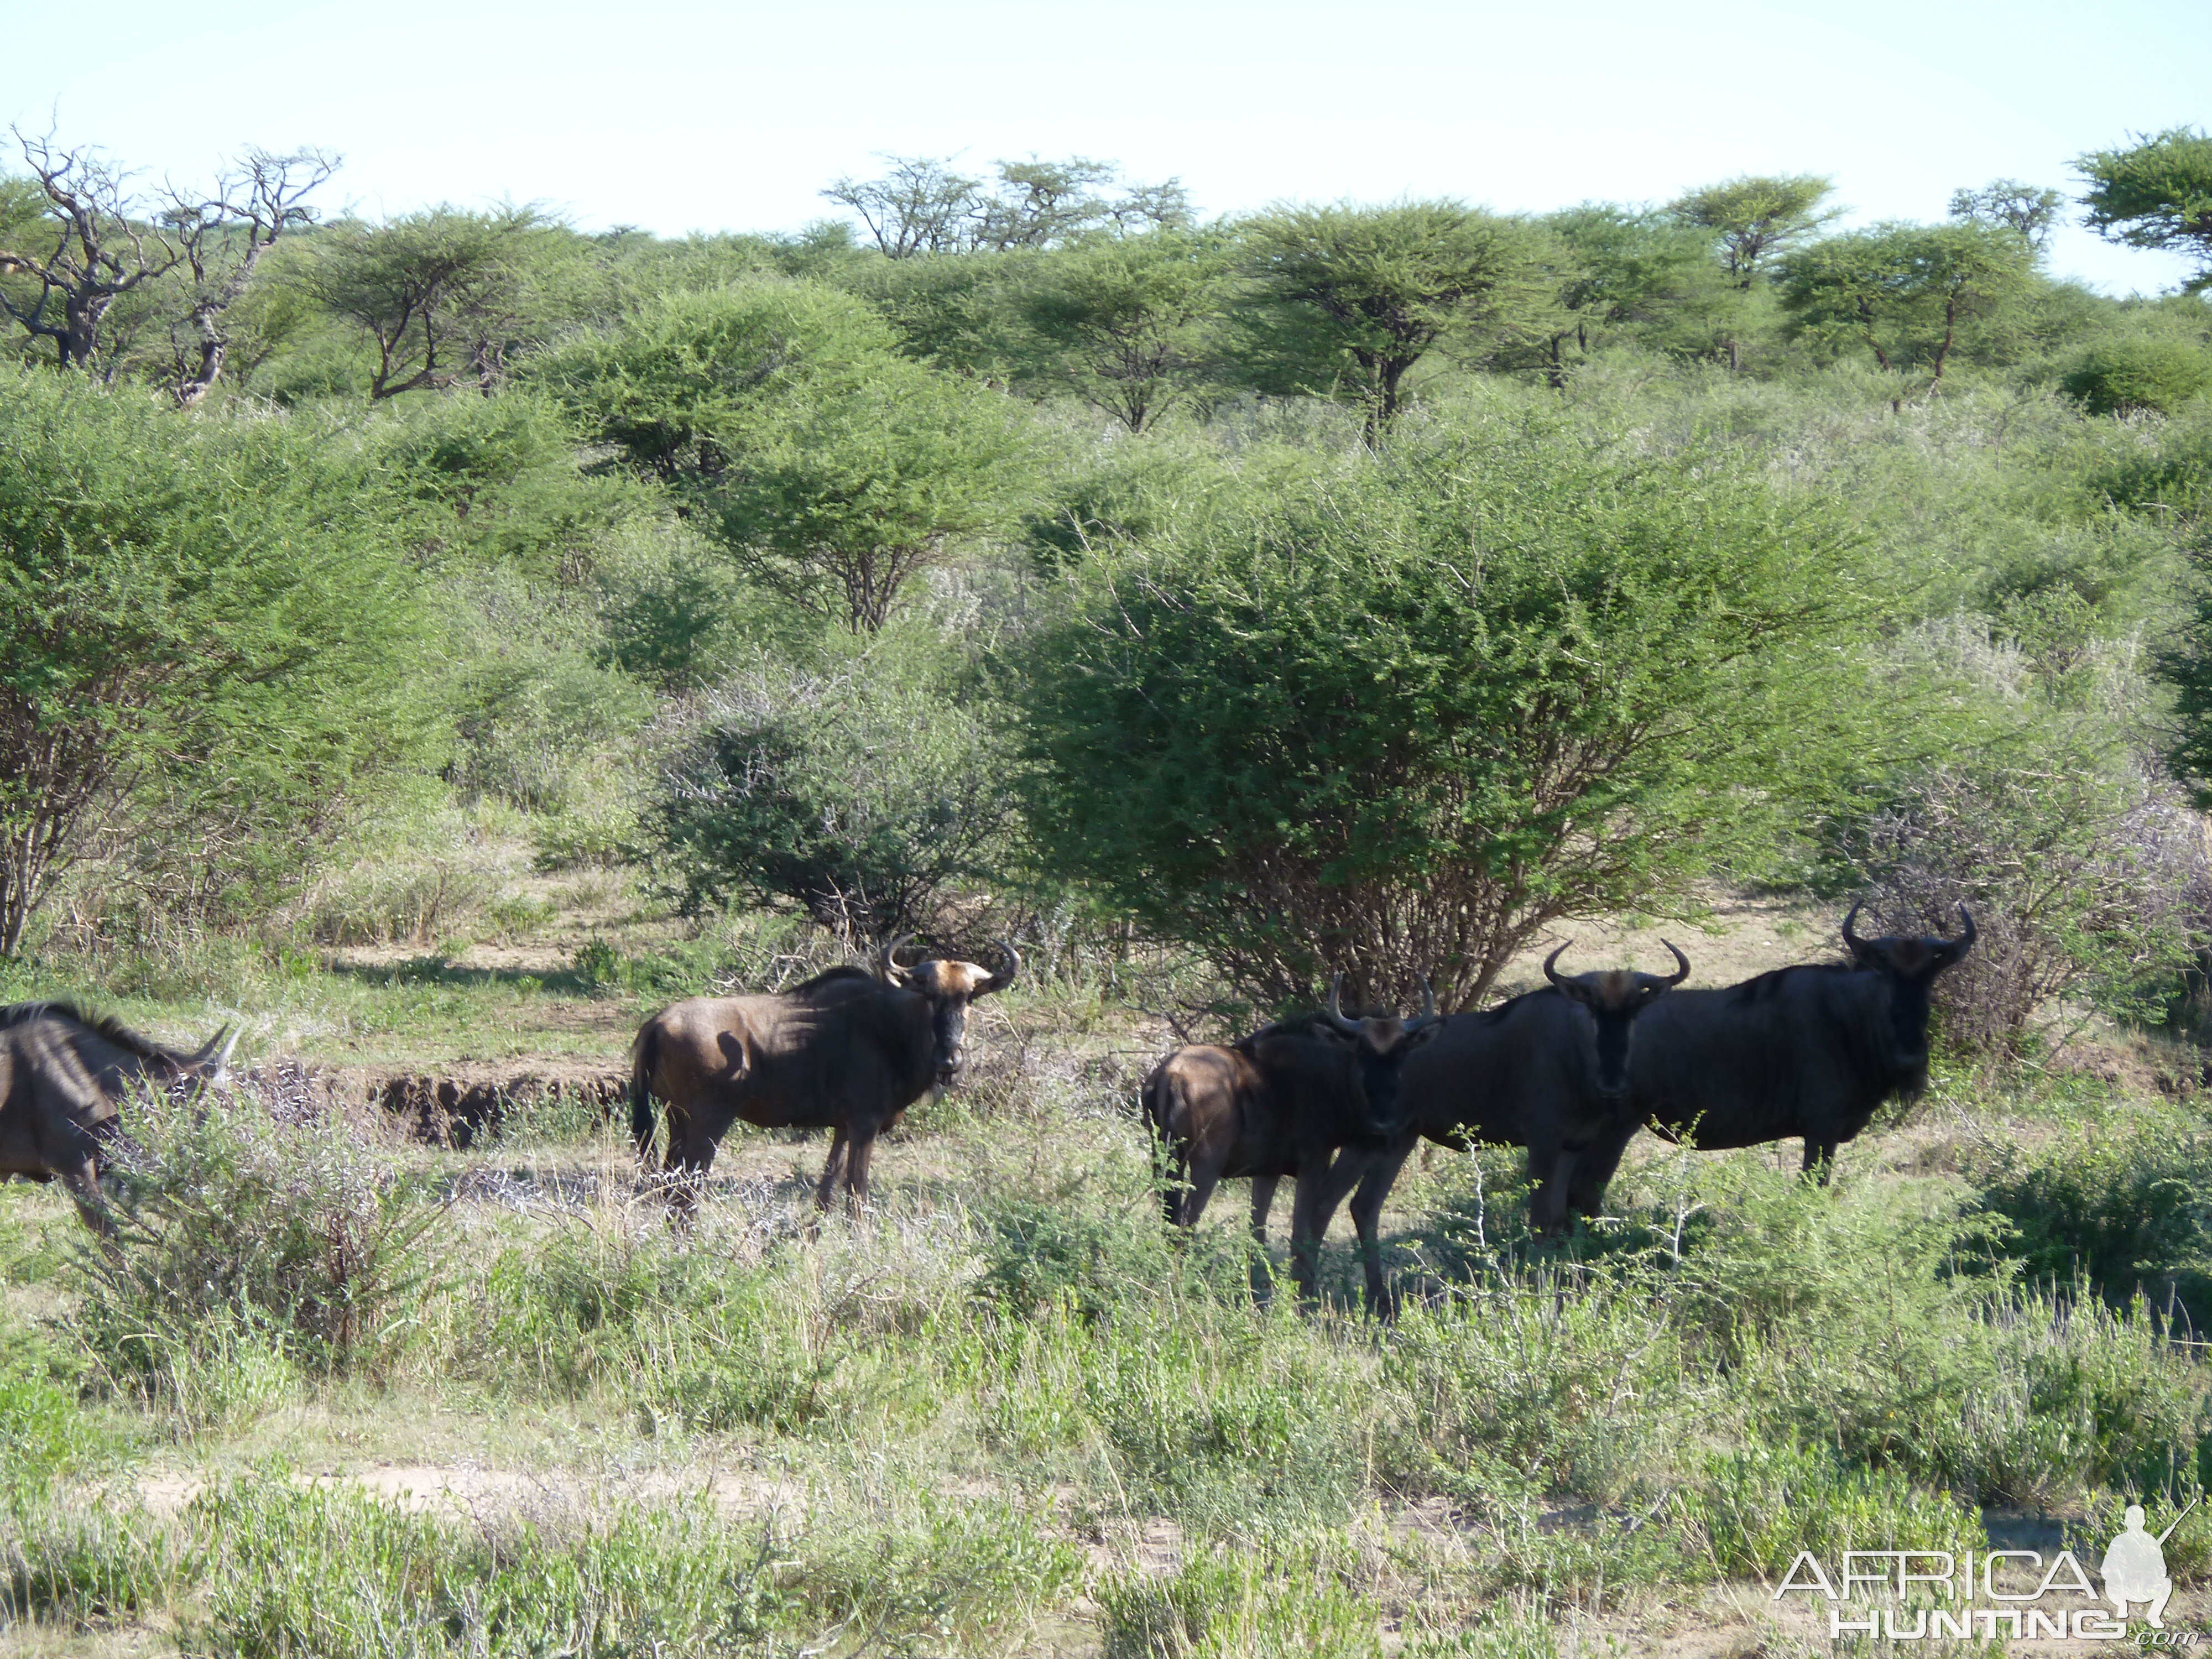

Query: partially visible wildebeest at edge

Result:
[1313,940,1692,1309]
[629,936,1019,1213]
[0,1001,238,1232]
[1565,902,1978,1215]
[1143,977,1444,1307]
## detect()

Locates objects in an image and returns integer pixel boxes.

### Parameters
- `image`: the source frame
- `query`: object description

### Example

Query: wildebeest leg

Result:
[1567,1123,1637,1220]
[1344,1141,1416,1317]
[1286,1164,1334,1309]
[1527,1134,1577,1238]
[842,1128,878,1214]
[1247,1176,1279,1305]
[1802,1139,1837,1183]
[815,1128,851,1212]
[1175,1159,1224,1229]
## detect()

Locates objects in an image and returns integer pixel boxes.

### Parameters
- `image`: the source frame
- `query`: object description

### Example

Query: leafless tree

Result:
[160,148,338,406]
[0,129,185,371]
[822,156,982,258]
[823,154,1191,259]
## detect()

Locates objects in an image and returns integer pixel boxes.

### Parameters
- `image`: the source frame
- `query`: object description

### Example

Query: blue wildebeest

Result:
[1563,903,1978,1215]
[1144,978,1444,1305]
[0,1002,238,1232]
[630,936,1019,1212]
[1307,940,1691,1310]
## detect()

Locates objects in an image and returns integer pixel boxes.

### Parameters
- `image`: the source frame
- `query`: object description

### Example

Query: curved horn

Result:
[1840,900,1869,955]
[214,1026,241,1082]
[977,937,1022,995]
[1408,976,1443,1032]
[1950,904,1977,957]
[189,1023,230,1067]
[1543,942,1572,989]
[1660,940,1691,986]
[878,933,917,984]
[1324,973,1363,1035]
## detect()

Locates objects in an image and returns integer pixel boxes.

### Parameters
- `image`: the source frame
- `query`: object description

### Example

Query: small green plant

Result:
[75,1082,444,1418]
[1679,1439,1986,1580]
[1100,1541,1382,1659]
[2060,338,2212,415]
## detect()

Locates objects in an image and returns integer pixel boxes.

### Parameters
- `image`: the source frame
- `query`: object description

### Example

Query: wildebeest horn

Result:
[1325,973,1364,1035]
[879,933,917,984]
[1661,940,1691,985]
[1951,904,1976,956]
[1840,900,1869,957]
[214,1026,241,1082]
[977,937,1022,995]
[1543,942,1572,989]
[1408,977,1443,1031]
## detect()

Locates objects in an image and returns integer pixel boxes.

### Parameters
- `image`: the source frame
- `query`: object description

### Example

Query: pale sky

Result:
[3,0,2204,295]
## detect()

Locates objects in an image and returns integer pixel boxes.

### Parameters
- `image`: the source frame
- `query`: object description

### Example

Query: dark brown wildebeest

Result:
[1144,978,1444,1305]
[629,936,1019,1213]
[1305,941,1691,1310]
[1562,903,1977,1214]
[0,1002,238,1231]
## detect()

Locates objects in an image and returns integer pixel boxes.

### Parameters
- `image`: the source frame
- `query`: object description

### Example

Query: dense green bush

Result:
[1015,410,1867,1006]
[2061,337,2212,416]
[646,629,1022,942]
[1969,1123,2212,1329]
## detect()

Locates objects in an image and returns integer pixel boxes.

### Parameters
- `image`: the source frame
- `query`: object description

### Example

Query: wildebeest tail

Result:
[630,1022,660,1167]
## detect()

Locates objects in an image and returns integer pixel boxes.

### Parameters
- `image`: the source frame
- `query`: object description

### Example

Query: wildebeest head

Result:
[879,935,1021,1086]
[1544,940,1692,1097]
[1839,901,1975,1085]
[1321,975,1447,1125]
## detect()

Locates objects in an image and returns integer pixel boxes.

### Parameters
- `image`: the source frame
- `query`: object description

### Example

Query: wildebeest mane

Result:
[1474,985,1564,1024]
[0,1000,189,1064]
[786,966,880,997]
[1726,963,1854,1004]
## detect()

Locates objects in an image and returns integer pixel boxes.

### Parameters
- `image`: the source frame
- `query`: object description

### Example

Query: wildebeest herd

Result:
[0,905,1974,1309]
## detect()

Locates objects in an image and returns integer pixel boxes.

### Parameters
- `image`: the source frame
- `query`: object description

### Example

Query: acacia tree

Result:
[0,131,186,371]
[710,357,1035,629]
[301,206,550,397]
[1233,201,1546,439]
[823,154,1187,258]
[1780,221,2036,403]
[160,148,339,406]
[0,373,424,954]
[1015,418,1859,1010]
[1669,174,1837,286]
[2076,128,2212,291]
[1948,179,2064,254]
[1013,229,1232,430]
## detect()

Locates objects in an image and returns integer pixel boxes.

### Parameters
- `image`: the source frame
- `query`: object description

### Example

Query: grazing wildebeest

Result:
[1309,940,1691,1309]
[629,936,1018,1213]
[1563,902,1978,1213]
[0,1002,238,1232]
[1144,977,1443,1305]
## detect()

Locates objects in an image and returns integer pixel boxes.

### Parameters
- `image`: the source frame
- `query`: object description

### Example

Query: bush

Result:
[1969,1124,2212,1329]
[646,631,1022,943]
[76,1079,442,1415]
[2061,338,2212,416]
[1014,411,1864,1008]
[1679,1439,1985,1580]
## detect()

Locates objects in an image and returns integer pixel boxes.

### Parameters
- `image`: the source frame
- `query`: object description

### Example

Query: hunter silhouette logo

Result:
[2103,1498,2197,1629]
[1775,1497,2202,1642]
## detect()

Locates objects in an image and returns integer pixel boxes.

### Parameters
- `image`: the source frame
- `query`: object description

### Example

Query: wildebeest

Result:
[0,1002,238,1231]
[1310,940,1691,1309]
[1144,978,1444,1305]
[629,936,1019,1212]
[1563,903,1978,1213]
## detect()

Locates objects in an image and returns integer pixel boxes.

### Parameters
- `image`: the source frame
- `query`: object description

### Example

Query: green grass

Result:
[1,962,2210,1653]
